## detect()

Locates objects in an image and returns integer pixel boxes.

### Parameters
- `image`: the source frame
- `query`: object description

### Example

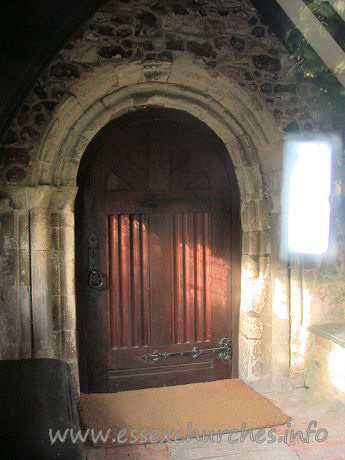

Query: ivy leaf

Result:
[308,1,337,20]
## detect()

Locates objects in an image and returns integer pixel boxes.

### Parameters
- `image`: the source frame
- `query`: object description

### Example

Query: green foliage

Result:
[286,0,345,109]
[305,0,336,20]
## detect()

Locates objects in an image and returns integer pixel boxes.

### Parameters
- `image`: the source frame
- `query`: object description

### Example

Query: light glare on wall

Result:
[281,134,340,259]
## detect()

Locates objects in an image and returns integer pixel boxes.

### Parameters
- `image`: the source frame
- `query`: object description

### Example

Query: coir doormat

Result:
[79,379,290,446]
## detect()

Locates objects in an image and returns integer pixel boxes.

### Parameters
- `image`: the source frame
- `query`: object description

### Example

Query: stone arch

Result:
[35,58,282,194]
[31,58,285,390]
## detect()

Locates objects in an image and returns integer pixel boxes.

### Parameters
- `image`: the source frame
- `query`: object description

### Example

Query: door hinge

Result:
[140,338,232,363]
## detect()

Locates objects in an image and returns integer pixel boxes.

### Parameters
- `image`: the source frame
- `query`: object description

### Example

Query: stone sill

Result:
[309,322,345,348]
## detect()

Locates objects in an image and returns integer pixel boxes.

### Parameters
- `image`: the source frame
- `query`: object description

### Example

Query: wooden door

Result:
[76,109,241,393]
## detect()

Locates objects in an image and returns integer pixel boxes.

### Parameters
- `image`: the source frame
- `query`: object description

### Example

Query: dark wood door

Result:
[77,109,240,393]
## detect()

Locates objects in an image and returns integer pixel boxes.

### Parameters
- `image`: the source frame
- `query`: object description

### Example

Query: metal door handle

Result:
[88,269,104,289]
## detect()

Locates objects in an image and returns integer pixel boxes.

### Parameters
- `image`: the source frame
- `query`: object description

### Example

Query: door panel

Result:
[108,214,150,349]
[172,212,211,344]
[108,212,219,348]
[105,211,232,391]
[149,213,172,345]
[77,109,240,393]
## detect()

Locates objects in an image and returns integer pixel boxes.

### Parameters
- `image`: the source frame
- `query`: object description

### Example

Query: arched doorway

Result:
[76,108,241,393]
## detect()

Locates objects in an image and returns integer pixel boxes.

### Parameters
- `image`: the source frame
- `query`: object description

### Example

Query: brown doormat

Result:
[79,379,290,446]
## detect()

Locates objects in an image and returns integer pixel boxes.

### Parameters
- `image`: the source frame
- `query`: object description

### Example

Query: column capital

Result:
[0,185,78,212]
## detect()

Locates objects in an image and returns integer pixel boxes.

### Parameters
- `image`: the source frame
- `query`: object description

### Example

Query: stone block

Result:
[244,230,262,256]
[244,253,260,277]
[255,199,270,230]
[241,201,255,232]
[61,329,77,362]
[240,167,262,202]
[59,202,76,224]
[259,256,270,278]
[251,286,268,315]
[71,100,105,138]
[258,231,270,255]
[28,186,54,209]
[60,262,75,302]
[248,231,259,255]
[50,212,60,228]
[241,311,263,339]
[248,267,269,314]
[241,231,248,256]
[39,99,83,184]
[31,247,54,358]
[142,62,172,82]
[225,16,249,35]
[50,256,61,297]
[61,43,99,64]
[50,218,61,250]
[0,213,15,249]
[166,34,185,51]
[71,65,118,111]
[19,285,32,358]
[0,249,17,286]
[52,294,62,332]
[239,334,264,380]
[0,286,20,359]
[237,133,259,166]
[60,295,76,332]
[19,249,30,286]
[60,222,75,260]
[30,209,50,251]
[18,212,29,249]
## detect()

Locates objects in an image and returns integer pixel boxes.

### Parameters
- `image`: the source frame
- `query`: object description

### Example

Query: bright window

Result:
[281,135,339,258]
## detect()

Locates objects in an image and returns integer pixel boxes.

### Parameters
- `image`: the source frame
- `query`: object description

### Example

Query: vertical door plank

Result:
[109,214,150,349]
[140,214,150,346]
[195,213,205,342]
[184,213,195,343]
[119,215,132,348]
[211,212,232,342]
[204,213,211,342]
[173,213,184,343]
[109,215,121,349]
[149,214,172,345]
[131,215,142,347]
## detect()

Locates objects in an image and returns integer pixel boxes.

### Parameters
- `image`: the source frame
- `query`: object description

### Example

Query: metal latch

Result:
[88,233,104,290]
